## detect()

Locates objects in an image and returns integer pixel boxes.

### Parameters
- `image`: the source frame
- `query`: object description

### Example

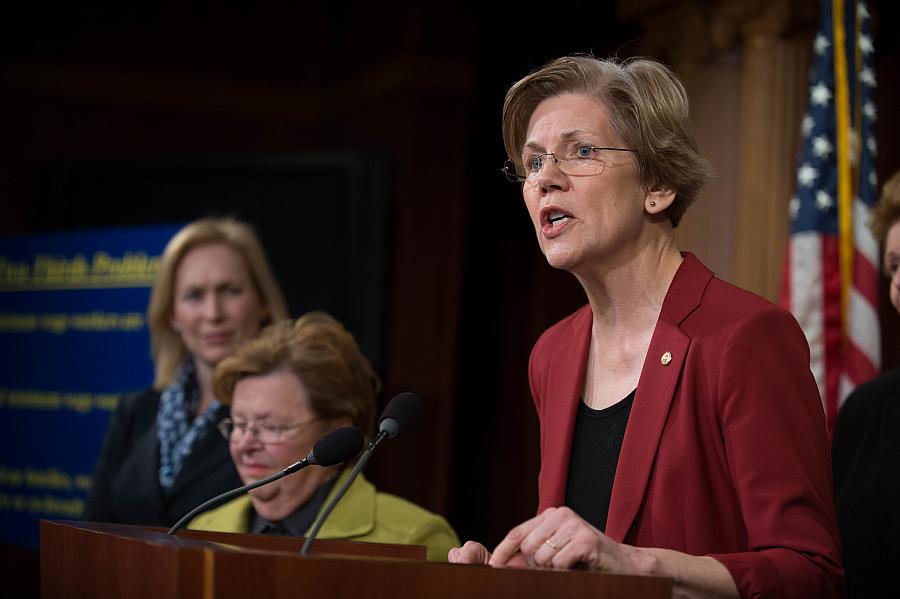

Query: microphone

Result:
[300,392,423,556]
[377,391,423,440]
[306,427,365,467]
[167,426,363,535]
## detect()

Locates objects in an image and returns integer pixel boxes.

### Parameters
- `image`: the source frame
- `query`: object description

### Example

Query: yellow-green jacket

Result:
[188,469,458,561]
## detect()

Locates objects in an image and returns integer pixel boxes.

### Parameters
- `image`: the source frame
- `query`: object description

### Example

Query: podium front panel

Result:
[41,520,672,599]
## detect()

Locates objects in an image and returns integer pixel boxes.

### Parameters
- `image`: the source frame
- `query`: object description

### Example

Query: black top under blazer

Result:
[832,367,900,599]
[83,388,241,527]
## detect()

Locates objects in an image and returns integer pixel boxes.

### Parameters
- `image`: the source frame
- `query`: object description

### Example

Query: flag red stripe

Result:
[852,249,880,307]
[845,339,879,386]
[821,236,842,430]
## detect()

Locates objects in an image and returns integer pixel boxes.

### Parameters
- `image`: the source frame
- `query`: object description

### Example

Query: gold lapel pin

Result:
[660,351,673,366]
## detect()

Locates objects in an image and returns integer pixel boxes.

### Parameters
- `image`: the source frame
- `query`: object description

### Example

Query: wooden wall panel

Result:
[677,58,743,282]
[732,33,810,300]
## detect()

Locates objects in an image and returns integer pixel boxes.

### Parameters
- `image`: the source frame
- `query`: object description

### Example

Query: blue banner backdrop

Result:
[0,224,182,548]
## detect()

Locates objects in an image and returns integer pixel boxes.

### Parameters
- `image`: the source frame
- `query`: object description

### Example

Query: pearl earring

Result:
[650,201,657,207]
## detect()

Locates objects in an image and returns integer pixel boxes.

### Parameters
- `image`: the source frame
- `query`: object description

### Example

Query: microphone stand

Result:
[299,431,388,556]
[167,458,308,535]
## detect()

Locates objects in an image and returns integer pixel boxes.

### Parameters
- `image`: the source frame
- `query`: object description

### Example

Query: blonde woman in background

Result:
[84,217,288,527]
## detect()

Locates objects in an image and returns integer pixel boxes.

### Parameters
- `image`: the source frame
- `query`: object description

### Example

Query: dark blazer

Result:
[833,367,900,599]
[83,388,241,527]
[529,253,843,599]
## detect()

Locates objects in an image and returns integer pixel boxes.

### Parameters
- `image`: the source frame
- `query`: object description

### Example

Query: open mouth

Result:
[541,207,574,229]
[548,210,570,226]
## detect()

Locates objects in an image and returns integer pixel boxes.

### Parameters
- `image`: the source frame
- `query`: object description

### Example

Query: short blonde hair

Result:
[502,55,711,227]
[869,170,900,246]
[213,313,380,438]
[147,218,289,389]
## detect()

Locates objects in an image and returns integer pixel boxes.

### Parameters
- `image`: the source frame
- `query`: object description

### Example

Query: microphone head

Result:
[378,392,423,439]
[308,427,364,466]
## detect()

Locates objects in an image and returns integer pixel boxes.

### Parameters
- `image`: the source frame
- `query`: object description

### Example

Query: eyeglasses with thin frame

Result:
[218,417,319,445]
[501,143,636,183]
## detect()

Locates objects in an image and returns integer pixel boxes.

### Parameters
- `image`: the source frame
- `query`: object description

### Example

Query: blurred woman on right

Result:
[832,169,900,599]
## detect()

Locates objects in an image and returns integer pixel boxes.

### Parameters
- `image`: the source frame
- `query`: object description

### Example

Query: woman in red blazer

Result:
[448,55,843,599]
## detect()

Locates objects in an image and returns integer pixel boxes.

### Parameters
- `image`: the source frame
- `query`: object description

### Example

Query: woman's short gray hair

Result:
[502,55,711,227]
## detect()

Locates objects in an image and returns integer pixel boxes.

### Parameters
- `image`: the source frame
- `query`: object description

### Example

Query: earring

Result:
[650,201,657,207]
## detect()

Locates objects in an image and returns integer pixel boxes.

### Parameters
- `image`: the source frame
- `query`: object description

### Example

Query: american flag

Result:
[781,0,879,432]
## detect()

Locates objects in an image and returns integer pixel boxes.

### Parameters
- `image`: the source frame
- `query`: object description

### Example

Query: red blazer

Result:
[529,254,843,599]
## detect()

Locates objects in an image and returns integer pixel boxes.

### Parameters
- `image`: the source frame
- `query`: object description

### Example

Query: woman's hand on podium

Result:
[489,506,649,572]
[448,541,492,565]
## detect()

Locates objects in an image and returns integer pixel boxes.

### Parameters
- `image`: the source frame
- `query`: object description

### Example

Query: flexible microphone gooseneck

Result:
[167,426,364,535]
[300,392,423,556]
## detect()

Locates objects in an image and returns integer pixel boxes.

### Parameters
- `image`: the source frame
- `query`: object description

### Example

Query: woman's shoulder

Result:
[115,387,160,411]
[187,495,252,533]
[370,489,460,559]
[120,386,161,402]
[686,274,802,342]
[839,367,900,422]
[849,367,900,398]
[706,273,768,301]
[361,476,455,537]
[373,490,450,526]
[108,387,162,428]
[673,253,782,322]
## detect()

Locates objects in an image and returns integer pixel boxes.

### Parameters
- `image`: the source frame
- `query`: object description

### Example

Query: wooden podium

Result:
[40,520,672,598]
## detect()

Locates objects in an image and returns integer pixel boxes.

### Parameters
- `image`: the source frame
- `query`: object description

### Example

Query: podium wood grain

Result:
[41,520,671,598]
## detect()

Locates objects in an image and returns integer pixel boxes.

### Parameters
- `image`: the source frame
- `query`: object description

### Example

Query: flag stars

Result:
[814,34,831,56]
[812,135,833,158]
[869,171,878,188]
[867,136,877,157]
[860,67,876,87]
[860,2,870,20]
[797,164,819,187]
[863,101,877,121]
[816,190,833,211]
[802,114,815,137]
[859,34,874,55]
[810,82,832,106]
